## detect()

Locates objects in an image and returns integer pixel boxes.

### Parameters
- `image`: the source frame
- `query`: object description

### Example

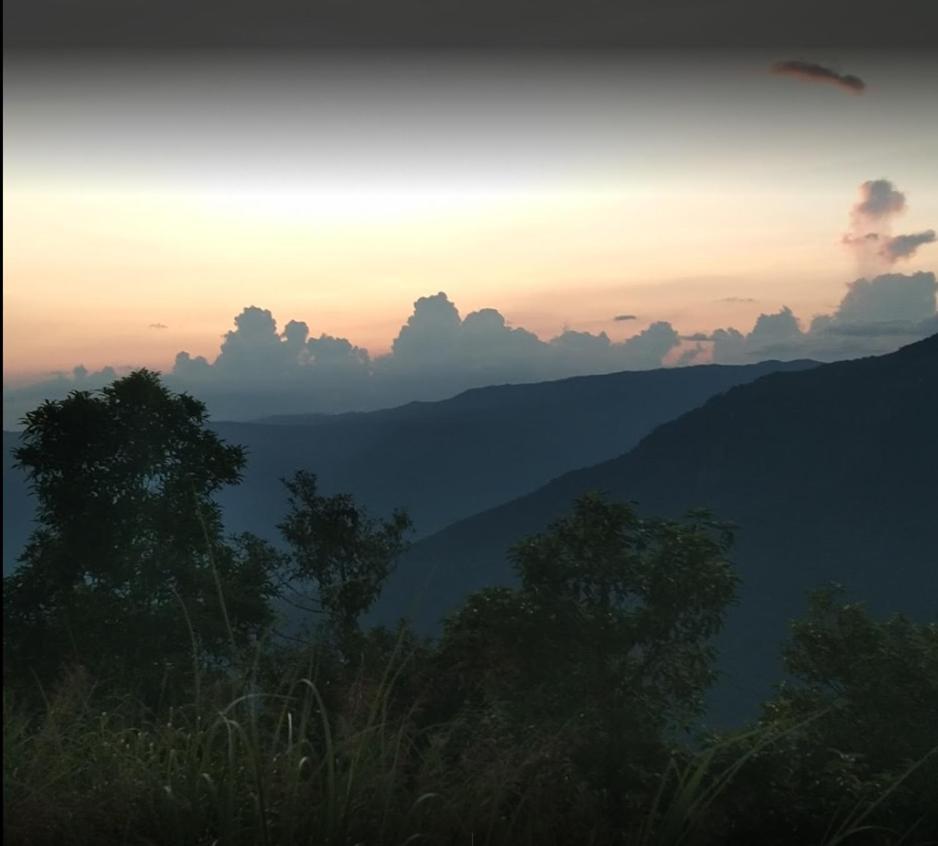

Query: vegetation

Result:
[3,370,278,702]
[3,371,936,845]
[278,468,413,651]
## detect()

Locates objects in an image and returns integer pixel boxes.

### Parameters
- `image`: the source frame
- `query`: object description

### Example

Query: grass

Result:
[5,526,934,846]
[5,646,935,846]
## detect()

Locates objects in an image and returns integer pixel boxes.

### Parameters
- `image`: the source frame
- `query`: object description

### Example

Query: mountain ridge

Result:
[4,358,815,571]
[374,335,938,721]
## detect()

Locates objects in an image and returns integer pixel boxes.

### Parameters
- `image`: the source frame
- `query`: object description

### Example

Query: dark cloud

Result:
[880,230,937,262]
[841,179,935,273]
[852,179,906,220]
[613,314,637,321]
[681,332,712,342]
[822,316,938,338]
[771,60,865,93]
[148,322,169,330]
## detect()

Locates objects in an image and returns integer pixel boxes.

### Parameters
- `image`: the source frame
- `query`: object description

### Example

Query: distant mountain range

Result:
[374,335,938,723]
[3,358,812,572]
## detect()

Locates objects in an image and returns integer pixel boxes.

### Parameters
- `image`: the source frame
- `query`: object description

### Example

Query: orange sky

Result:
[4,52,938,380]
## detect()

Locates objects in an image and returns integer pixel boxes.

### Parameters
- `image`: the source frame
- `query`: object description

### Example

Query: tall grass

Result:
[5,650,933,846]
[5,543,933,846]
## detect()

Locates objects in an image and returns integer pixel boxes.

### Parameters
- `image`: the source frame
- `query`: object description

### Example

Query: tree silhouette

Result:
[721,586,938,842]
[436,493,738,824]
[278,469,412,651]
[3,369,276,698]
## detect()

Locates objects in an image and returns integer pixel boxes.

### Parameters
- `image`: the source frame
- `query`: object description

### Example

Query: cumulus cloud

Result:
[772,60,865,94]
[835,272,937,324]
[173,351,212,380]
[747,306,803,350]
[700,272,937,365]
[378,293,677,385]
[3,292,686,426]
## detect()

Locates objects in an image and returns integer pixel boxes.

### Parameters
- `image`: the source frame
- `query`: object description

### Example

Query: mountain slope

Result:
[3,359,813,571]
[378,335,938,721]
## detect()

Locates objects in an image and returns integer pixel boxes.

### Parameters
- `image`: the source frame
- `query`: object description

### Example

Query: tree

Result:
[717,586,938,844]
[3,370,277,698]
[278,470,412,651]
[434,493,738,823]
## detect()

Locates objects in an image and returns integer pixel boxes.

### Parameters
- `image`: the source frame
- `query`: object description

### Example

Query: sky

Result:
[3,3,938,424]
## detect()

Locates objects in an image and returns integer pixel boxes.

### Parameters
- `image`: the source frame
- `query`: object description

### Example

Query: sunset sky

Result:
[5,49,937,384]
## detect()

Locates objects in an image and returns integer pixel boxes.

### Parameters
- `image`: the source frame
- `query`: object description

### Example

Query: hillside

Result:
[376,335,938,721]
[3,358,811,571]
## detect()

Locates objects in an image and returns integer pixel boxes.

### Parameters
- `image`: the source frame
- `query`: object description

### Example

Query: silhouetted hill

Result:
[377,335,938,722]
[3,359,811,572]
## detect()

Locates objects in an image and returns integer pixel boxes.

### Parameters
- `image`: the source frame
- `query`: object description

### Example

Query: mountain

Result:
[376,335,938,722]
[3,359,813,572]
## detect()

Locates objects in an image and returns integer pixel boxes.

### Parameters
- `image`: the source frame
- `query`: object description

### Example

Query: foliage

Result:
[3,370,278,699]
[2,375,935,844]
[702,586,938,845]
[278,469,413,648]
[433,494,738,825]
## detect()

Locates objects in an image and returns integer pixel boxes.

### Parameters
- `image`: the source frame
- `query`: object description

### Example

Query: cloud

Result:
[173,351,212,380]
[4,275,934,428]
[747,306,803,350]
[835,272,937,324]
[880,230,937,262]
[771,60,865,94]
[0,292,682,425]
[672,343,706,367]
[821,316,938,338]
[5,181,935,432]
[704,272,937,365]
[148,322,169,330]
[842,179,936,272]
[378,293,677,384]
[386,292,463,368]
[851,179,906,221]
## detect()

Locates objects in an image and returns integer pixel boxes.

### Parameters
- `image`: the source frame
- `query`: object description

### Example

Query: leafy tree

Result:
[277,470,413,651]
[3,369,277,698]
[434,493,738,823]
[711,586,938,845]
